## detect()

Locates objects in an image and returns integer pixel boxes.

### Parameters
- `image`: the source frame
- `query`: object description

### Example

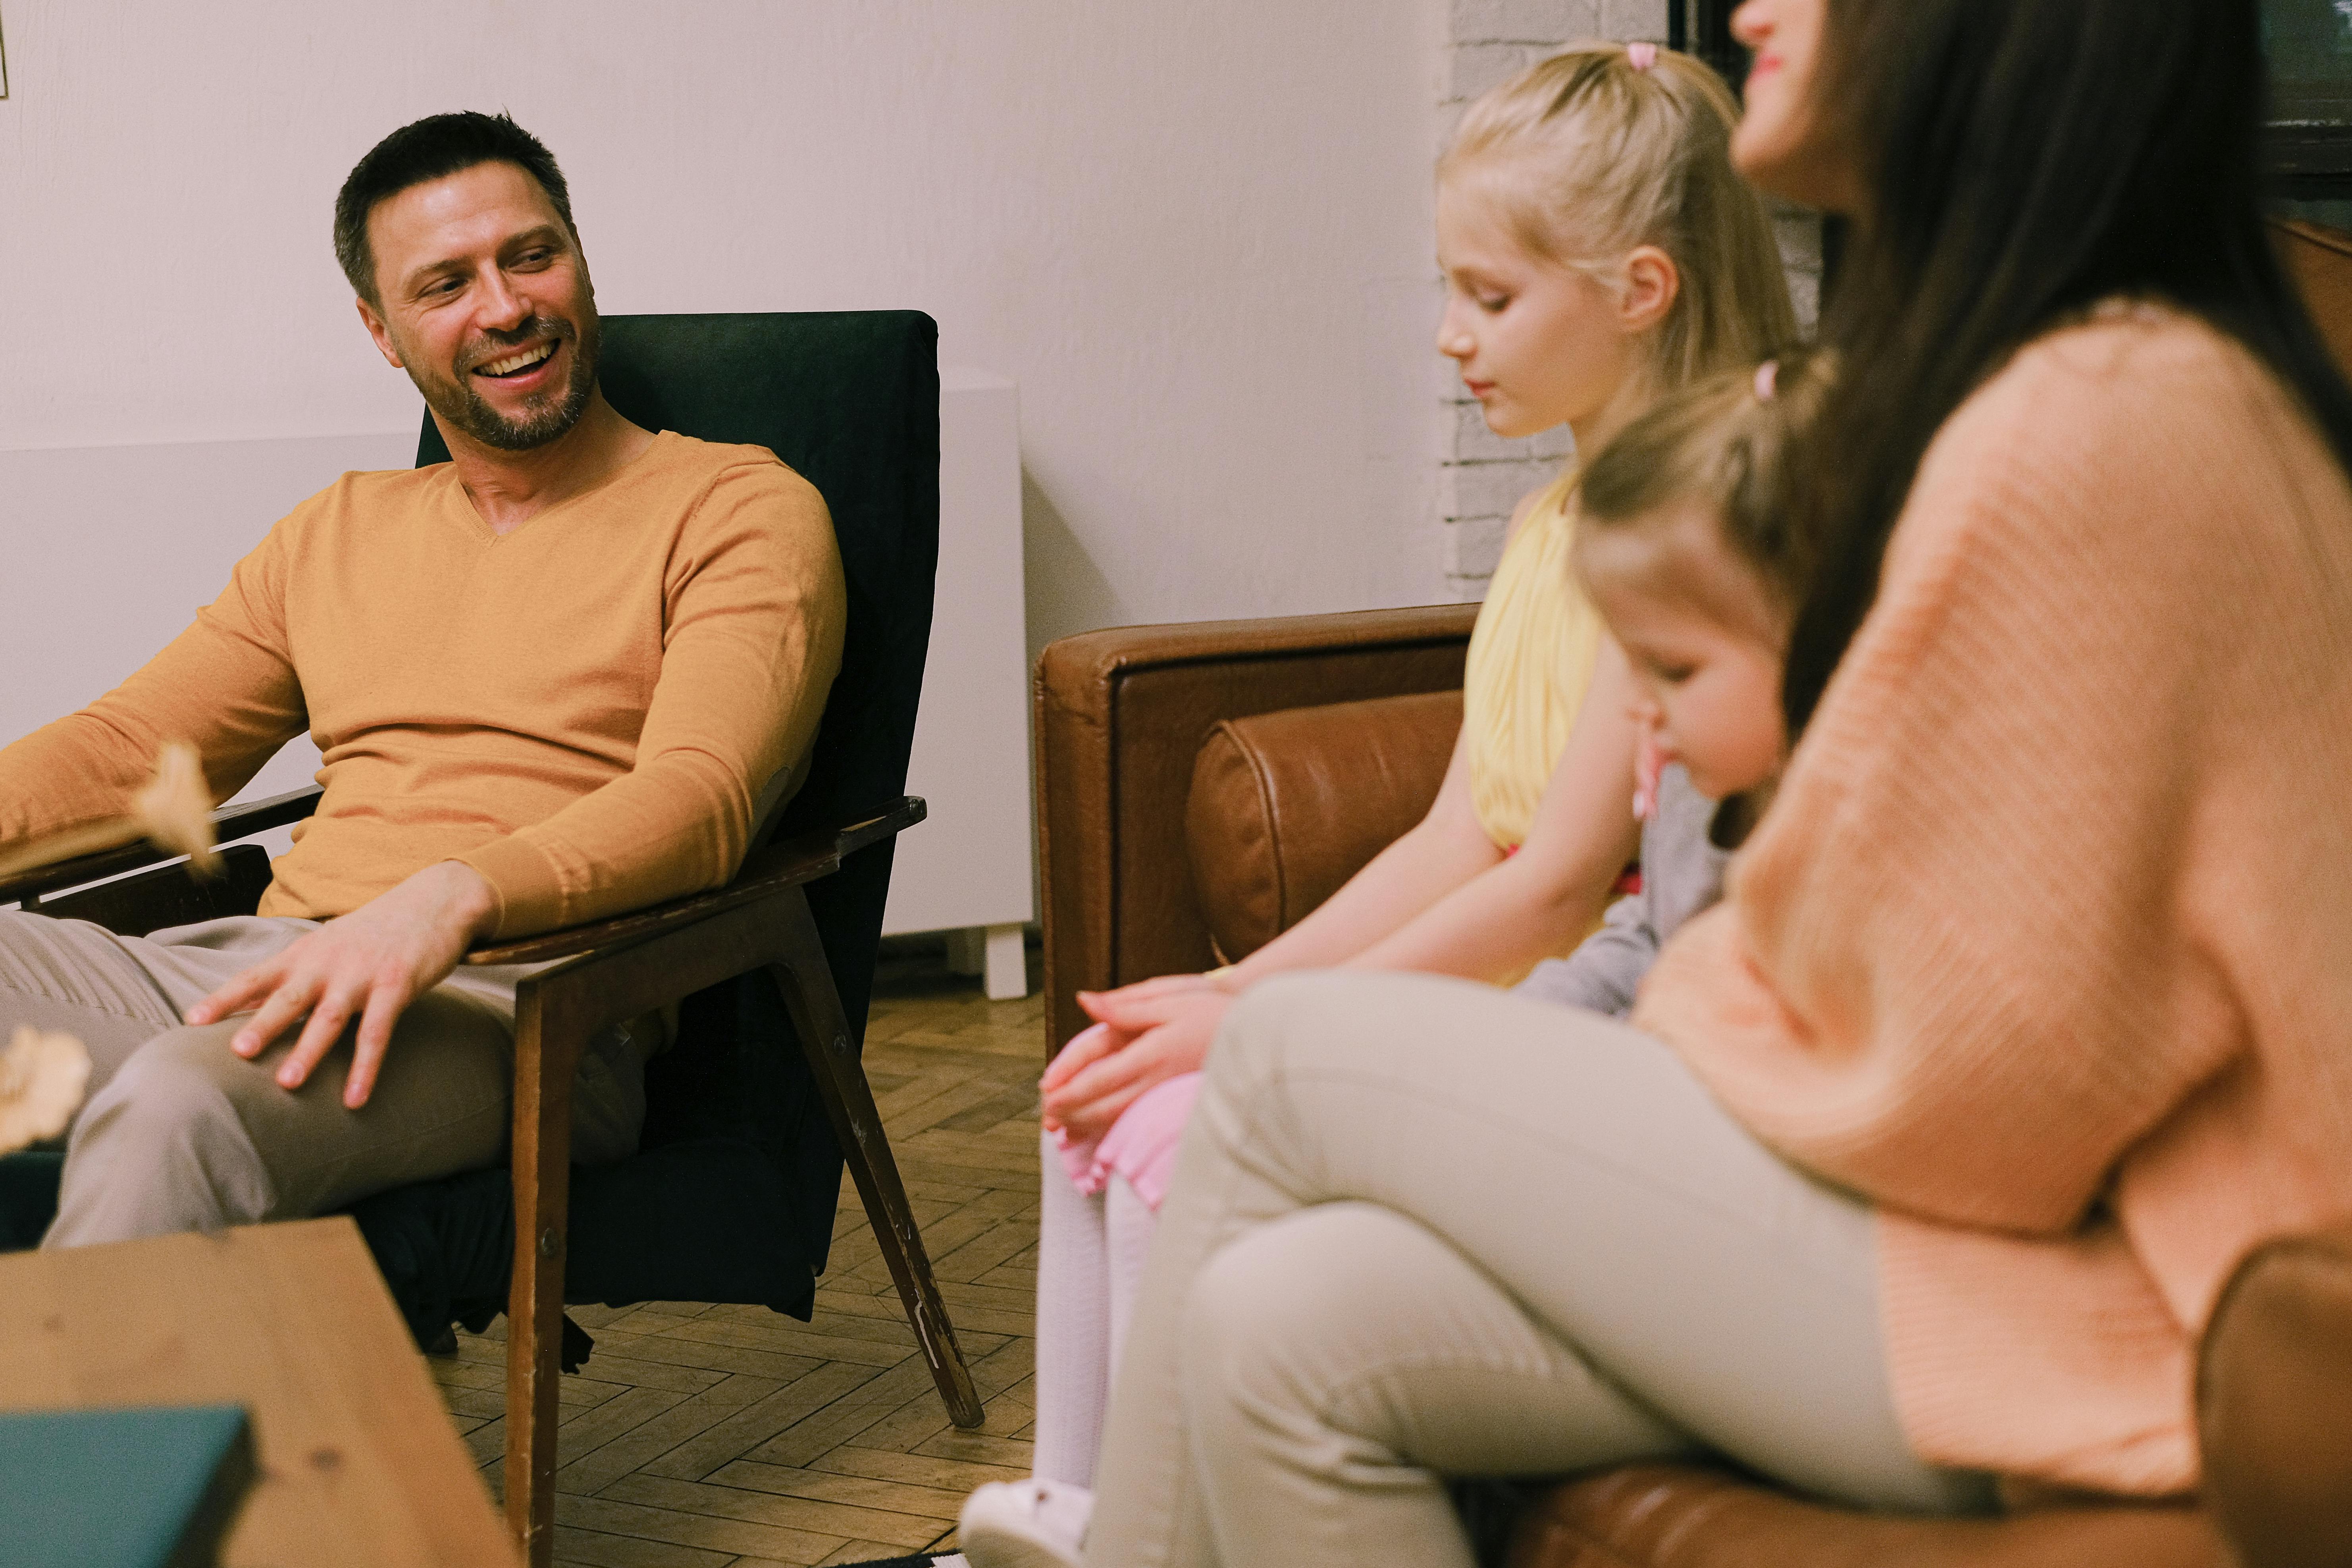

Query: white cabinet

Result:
[880,368,1034,999]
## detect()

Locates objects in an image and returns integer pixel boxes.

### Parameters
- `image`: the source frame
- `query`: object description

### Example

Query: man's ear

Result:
[355,296,405,370]
[1619,245,1682,337]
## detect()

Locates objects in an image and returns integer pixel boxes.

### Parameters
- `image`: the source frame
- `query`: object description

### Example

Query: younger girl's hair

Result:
[1442,44,1801,397]
[1576,349,1837,622]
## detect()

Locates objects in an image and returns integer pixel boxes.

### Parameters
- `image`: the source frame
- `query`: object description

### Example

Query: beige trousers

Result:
[1083,972,1993,1568]
[0,911,644,1248]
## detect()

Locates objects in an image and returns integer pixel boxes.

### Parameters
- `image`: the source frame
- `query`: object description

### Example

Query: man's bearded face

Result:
[358,161,605,455]
[409,306,600,452]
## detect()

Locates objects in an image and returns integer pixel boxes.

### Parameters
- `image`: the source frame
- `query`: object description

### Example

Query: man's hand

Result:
[1039,987,1233,1143]
[187,860,498,1110]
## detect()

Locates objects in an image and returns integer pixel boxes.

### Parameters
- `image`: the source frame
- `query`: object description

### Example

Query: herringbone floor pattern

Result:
[430,942,1044,1567]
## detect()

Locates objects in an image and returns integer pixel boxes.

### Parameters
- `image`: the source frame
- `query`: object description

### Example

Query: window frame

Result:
[1672,0,1749,96]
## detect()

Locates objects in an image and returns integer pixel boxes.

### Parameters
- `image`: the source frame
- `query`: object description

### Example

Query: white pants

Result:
[1032,1129,1158,1487]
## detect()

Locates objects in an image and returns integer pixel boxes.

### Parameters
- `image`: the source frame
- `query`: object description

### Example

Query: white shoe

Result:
[957,1477,1092,1568]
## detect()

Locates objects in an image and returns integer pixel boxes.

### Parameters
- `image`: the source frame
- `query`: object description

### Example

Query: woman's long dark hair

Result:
[1783,0,2352,733]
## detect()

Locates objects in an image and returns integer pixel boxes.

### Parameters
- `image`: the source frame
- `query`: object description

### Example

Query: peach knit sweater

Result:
[0,432,845,939]
[1634,306,2352,1496]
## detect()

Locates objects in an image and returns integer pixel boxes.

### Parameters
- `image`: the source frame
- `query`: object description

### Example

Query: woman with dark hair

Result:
[1047,1,2352,1564]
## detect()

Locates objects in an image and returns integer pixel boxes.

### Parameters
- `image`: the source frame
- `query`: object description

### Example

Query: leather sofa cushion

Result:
[1185,689,1462,963]
[1508,1466,2225,1568]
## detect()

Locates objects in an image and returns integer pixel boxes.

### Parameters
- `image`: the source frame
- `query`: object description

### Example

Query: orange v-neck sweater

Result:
[0,431,846,939]
[1634,307,2352,1496]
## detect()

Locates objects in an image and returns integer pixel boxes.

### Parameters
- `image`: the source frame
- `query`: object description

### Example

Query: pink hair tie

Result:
[1627,42,1659,71]
[1754,359,1780,401]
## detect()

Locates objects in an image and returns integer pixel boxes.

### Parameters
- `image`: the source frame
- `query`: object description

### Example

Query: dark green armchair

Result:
[0,310,982,1568]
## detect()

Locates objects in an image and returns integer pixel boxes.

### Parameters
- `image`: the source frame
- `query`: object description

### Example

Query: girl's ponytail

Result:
[1442,44,1801,401]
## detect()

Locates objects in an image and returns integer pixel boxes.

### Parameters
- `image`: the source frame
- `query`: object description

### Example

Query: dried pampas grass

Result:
[0,740,219,882]
[129,742,220,875]
[0,1026,90,1155]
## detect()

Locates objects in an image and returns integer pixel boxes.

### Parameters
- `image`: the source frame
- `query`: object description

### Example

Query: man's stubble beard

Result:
[413,308,602,453]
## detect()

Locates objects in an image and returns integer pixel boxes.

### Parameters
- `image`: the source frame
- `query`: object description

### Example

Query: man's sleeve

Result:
[0,524,306,850]
[455,460,848,938]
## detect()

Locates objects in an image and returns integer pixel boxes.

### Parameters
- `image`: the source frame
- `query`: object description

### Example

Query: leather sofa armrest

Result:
[1035,604,1478,1055]
[1186,690,1462,965]
[2198,1218,2352,1566]
[2277,218,2352,376]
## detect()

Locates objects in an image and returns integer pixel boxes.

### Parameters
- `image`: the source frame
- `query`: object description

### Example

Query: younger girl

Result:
[1520,349,1834,1019]
[960,43,1799,1568]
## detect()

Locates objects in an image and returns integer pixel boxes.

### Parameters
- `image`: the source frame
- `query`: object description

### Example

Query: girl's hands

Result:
[1039,986,1233,1142]
[1083,967,1243,1011]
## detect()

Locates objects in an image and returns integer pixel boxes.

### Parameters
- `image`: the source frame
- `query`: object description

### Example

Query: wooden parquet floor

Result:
[429,943,1044,1567]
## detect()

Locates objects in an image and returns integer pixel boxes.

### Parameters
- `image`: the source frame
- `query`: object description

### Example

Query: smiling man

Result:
[0,112,846,1247]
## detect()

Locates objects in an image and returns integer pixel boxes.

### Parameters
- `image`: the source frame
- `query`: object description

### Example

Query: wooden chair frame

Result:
[3,785,983,1567]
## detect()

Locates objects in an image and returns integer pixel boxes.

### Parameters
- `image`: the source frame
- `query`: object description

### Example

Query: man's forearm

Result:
[453,743,765,940]
[2,549,304,849]
[0,714,155,848]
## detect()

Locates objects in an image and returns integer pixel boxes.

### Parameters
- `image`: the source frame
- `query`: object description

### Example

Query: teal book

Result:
[0,1404,255,1567]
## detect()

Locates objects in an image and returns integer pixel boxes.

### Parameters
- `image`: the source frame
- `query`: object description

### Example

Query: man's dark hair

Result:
[333,111,577,306]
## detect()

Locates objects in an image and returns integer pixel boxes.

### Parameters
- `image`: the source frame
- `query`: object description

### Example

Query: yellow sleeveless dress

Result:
[1461,470,1603,853]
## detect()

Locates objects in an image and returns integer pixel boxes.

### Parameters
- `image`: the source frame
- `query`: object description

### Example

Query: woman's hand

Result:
[186,859,498,1109]
[1040,987,1233,1142]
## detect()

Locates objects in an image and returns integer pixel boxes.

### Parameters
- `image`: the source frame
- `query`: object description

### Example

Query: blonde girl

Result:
[1057,44,1802,1111]
[1071,0,2352,1556]
[959,43,1799,1568]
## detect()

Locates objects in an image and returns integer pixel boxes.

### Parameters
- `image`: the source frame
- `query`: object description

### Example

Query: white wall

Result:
[0,0,1451,670]
[0,433,410,815]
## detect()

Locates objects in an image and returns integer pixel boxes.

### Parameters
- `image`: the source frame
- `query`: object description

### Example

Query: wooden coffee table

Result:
[0,1217,515,1566]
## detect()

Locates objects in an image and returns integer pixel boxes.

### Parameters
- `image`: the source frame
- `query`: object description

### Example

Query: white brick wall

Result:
[1436,1,1822,600]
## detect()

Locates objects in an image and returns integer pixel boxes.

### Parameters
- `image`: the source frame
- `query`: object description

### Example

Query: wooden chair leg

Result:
[766,896,984,1429]
[505,982,582,1568]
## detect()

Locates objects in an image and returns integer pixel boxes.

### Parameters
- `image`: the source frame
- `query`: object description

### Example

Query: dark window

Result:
[1674,5,1834,301]
[1672,0,1749,96]
[2269,0,2352,217]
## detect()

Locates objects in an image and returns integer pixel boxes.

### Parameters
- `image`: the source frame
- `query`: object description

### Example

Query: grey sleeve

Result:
[1514,890,1657,1019]
[1511,765,1730,1022]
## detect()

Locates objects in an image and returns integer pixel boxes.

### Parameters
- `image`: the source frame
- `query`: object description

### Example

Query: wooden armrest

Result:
[0,786,324,907]
[463,796,926,967]
[211,785,326,840]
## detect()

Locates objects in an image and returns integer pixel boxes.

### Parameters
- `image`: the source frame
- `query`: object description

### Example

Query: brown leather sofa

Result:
[1032,601,2352,1564]
[1036,216,2352,1048]
[1034,603,1477,1052]
[1029,218,2352,1565]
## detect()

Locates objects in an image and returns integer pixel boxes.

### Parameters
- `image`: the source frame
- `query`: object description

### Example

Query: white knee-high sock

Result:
[1104,1175,1158,1378]
[1032,1130,1113,1486]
